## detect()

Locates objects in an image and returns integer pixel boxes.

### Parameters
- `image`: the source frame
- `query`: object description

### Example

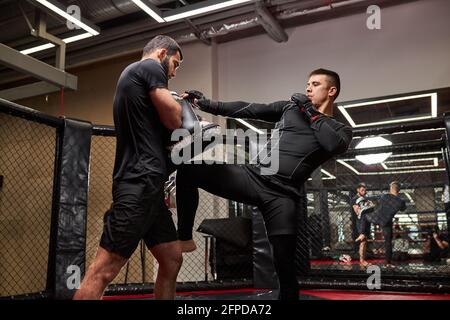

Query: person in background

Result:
[351,182,373,267]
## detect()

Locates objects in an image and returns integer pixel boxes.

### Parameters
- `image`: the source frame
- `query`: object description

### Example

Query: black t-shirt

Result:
[112,59,170,185]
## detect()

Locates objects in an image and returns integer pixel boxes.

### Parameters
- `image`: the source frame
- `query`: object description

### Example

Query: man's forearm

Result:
[197,99,286,122]
[197,100,249,117]
[435,238,449,249]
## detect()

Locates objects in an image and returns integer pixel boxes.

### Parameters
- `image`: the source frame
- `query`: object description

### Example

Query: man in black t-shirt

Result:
[74,35,184,300]
[356,181,407,267]
[351,182,373,267]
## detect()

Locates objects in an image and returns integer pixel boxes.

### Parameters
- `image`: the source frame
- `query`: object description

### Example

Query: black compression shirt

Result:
[198,99,353,196]
[112,58,171,184]
[372,194,406,226]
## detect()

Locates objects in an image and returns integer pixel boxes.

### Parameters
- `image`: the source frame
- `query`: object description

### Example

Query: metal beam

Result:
[254,1,288,43]
[32,11,67,69]
[0,43,77,90]
[0,81,60,101]
[184,19,211,46]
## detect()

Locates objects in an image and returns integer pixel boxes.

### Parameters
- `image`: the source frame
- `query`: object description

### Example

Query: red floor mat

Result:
[103,288,450,300]
[300,289,450,300]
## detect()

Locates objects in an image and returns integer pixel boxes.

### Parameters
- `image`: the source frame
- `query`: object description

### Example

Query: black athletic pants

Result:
[176,163,300,300]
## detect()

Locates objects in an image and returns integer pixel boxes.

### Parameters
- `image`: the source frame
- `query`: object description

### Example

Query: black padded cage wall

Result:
[1,97,450,299]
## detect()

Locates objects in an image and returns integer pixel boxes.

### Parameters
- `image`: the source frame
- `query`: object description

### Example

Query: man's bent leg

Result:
[176,164,259,252]
[73,246,127,300]
[150,241,183,300]
[383,225,393,265]
[359,241,370,267]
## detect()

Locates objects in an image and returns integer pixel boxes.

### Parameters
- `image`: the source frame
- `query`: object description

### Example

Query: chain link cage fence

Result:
[1,97,450,298]
[0,103,59,298]
[302,125,450,284]
[88,128,247,290]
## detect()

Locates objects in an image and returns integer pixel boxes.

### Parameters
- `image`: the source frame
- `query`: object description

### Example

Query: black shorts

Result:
[99,177,177,259]
[357,213,371,236]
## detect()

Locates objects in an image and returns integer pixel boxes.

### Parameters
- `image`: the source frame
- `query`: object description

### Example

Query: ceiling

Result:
[0,0,421,89]
[1,0,448,187]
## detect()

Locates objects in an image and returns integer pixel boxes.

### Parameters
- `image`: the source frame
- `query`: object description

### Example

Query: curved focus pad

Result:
[169,120,221,165]
[179,98,200,134]
[356,197,375,216]
[167,94,221,164]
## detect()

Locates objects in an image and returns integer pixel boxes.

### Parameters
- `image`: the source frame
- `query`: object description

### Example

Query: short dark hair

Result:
[142,35,183,60]
[309,68,341,100]
[390,181,401,192]
[356,182,367,189]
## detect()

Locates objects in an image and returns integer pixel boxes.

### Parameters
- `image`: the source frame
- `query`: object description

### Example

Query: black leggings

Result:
[269,235,299,300]
[176,163,300,300]
[176,164,298,239]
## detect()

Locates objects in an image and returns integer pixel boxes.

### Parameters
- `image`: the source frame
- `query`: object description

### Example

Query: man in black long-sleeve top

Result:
[176,69,353,300]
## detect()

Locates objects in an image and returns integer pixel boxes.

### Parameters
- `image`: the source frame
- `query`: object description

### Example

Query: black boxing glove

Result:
[291,93,324,124]
[184,90,205,104]
[184,89,214,113]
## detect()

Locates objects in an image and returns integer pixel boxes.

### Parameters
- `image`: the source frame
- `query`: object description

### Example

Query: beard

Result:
[161,56,170,79]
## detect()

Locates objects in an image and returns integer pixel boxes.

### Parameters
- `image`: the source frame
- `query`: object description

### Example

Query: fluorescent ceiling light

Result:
[355,137,392,164]
[338,93,438,128]
[63,32,94,43]
[337,159,445,175]
[33,0,99,35]
[381,157,438,170]
[164,0,253,22]
[307,169,336,181]
[20,32,94,55]
[20,43,55,55]
[236,119,264,135]
[404,193,415,203]
[321,169,336,180]
[131,0,165,23]
[339,151,441,162]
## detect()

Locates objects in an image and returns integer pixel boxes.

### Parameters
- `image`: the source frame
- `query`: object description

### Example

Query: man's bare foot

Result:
[355,234,366,242]
[360,260,371,267]
[179,240,197,252]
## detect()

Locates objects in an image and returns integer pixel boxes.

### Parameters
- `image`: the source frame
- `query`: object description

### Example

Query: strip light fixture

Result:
[32,0,100,35]
[337,159,445,176]
[131,0,165,23]
[338,93,438,128]
[236,119,265,135]
[164,0,254,22]
[20,32,94,55]
[381,158,439,170]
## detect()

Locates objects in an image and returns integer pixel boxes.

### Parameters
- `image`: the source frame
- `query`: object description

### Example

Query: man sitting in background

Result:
[424,226,449,262]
